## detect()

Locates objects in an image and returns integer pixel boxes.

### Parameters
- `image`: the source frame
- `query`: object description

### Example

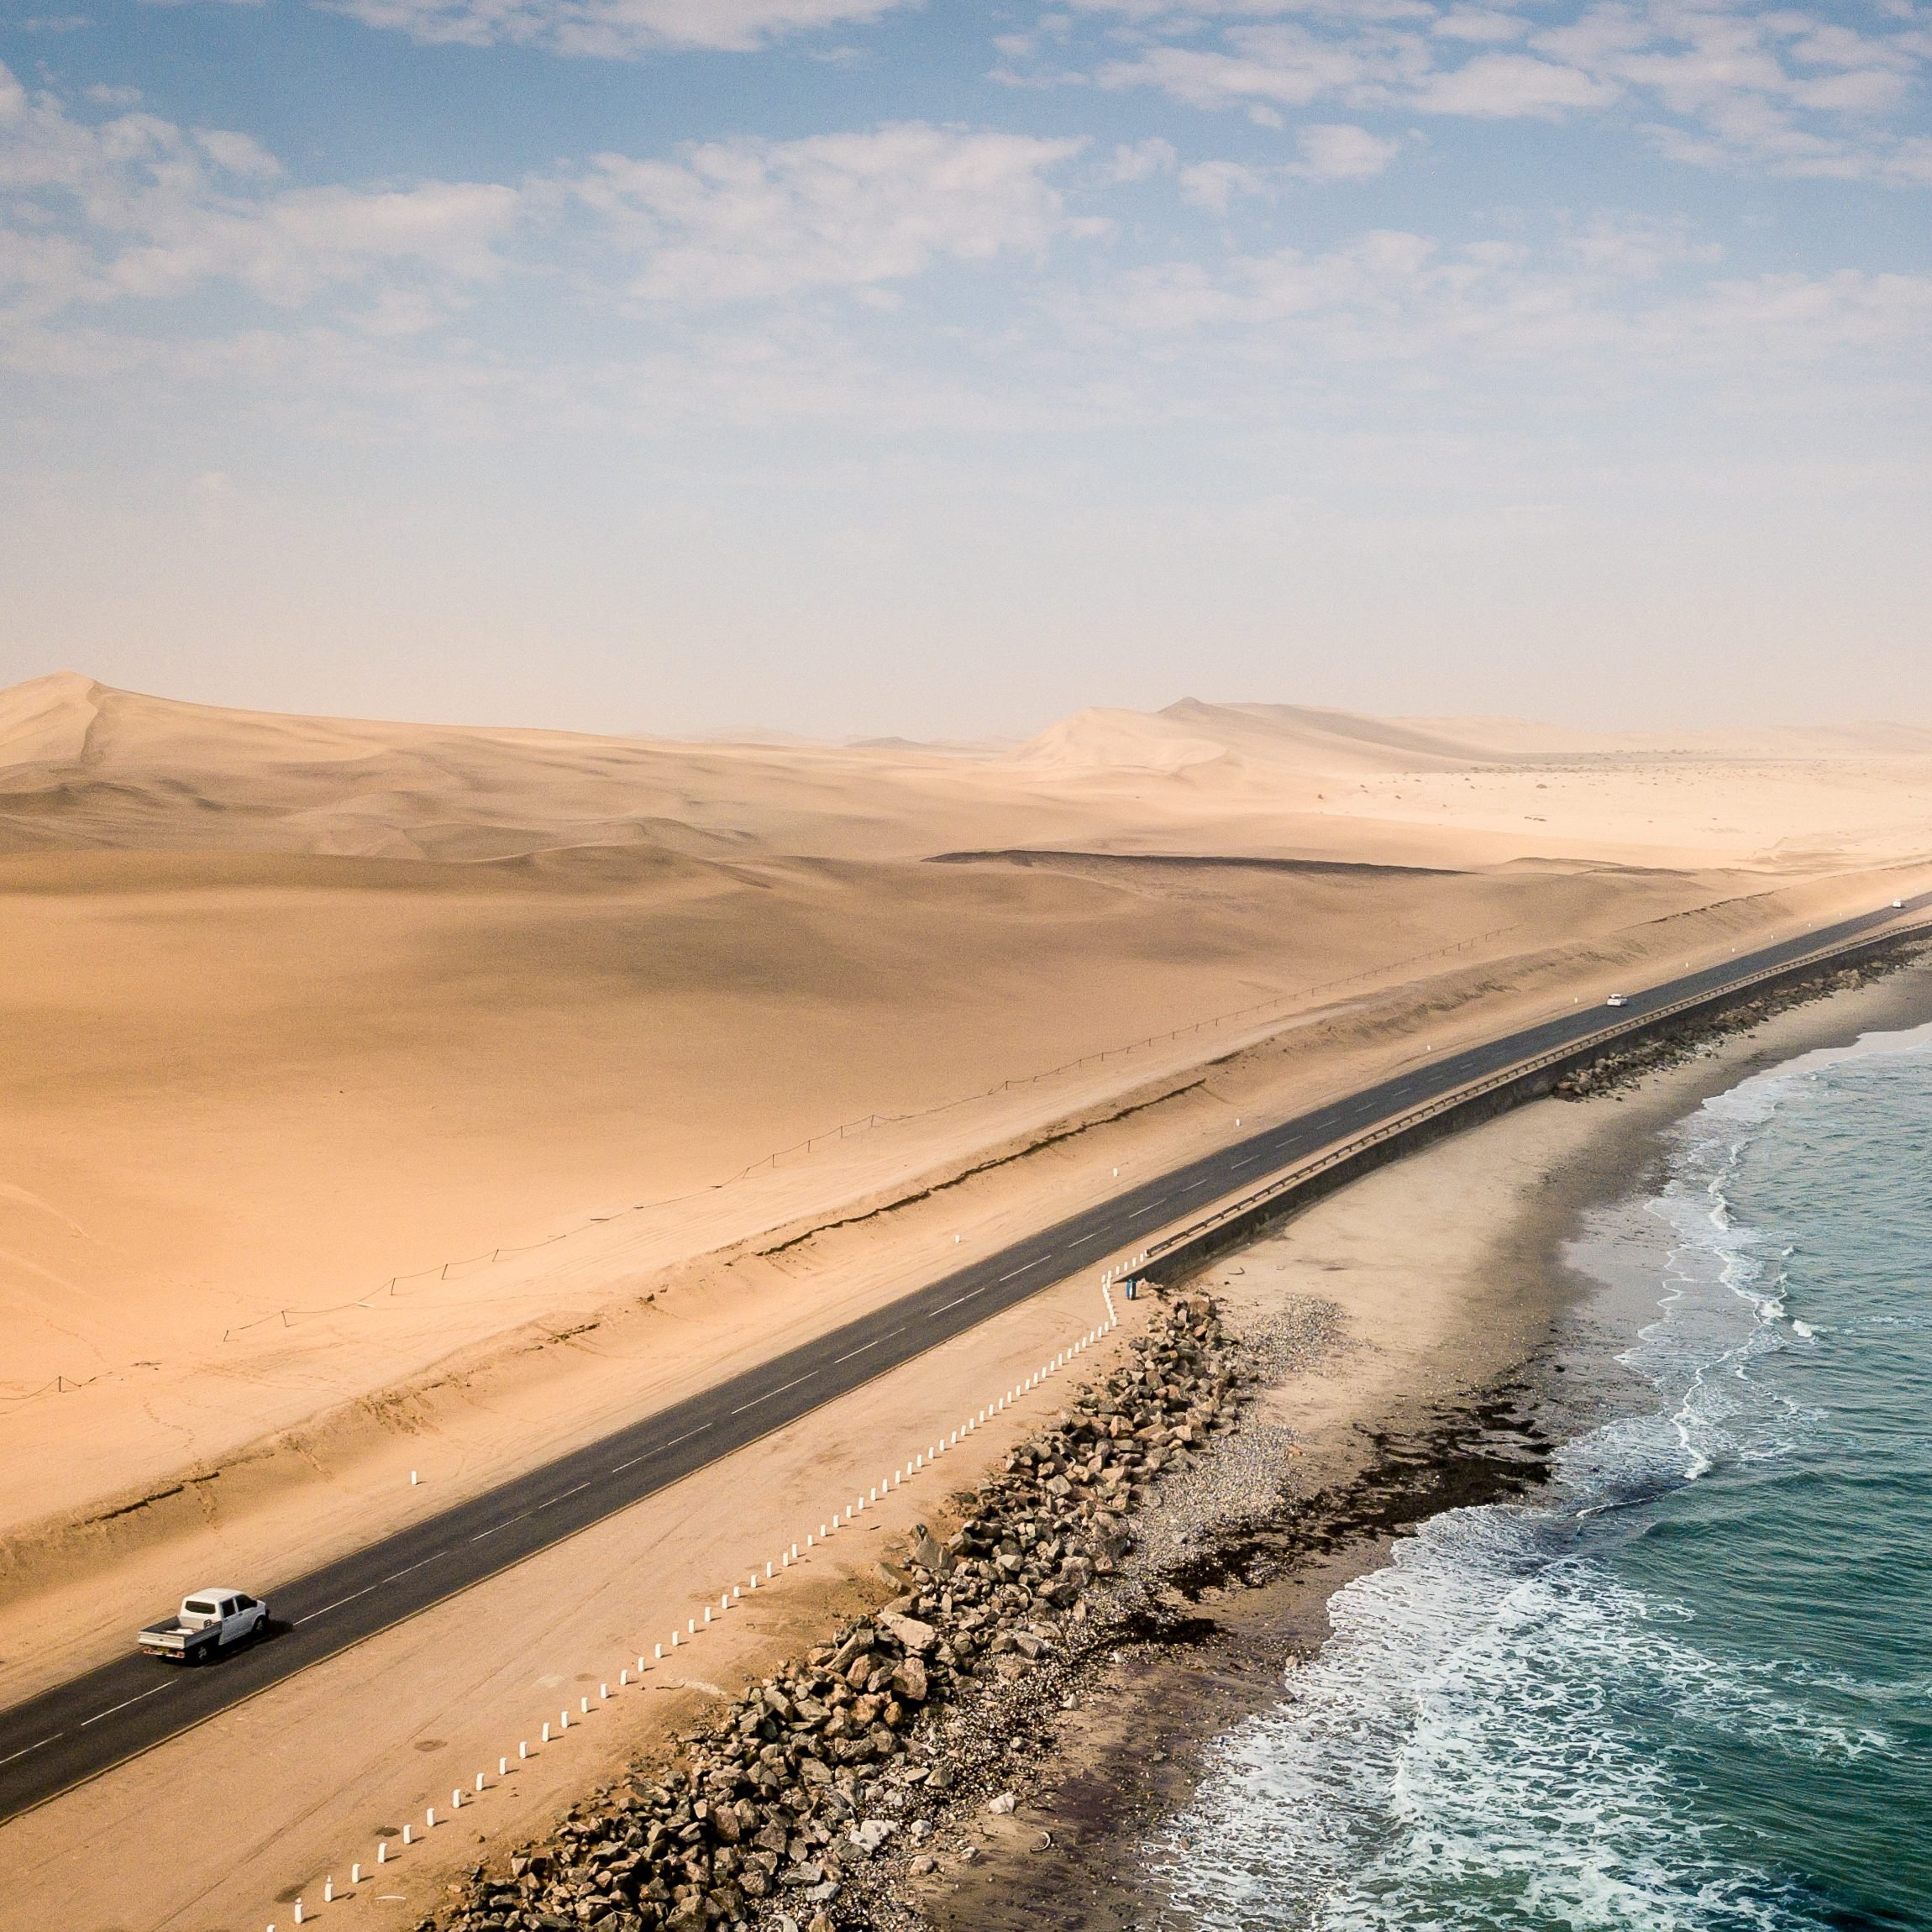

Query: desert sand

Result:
[4,675,1931,1637]
[1,671,1929,1930]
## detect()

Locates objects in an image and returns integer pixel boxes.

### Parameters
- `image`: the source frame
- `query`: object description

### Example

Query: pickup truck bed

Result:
[139,1616,222,1662]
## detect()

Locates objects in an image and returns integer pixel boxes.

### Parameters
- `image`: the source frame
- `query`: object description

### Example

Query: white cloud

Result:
[0,75,1092,381]
[1292,119,1401,176]
[1177,123,1399,202]
[192,128,285,179]
[1527,0,1932,175]
[572,124,1088,306]
[1659,269,1932,358]
[4,38,1927,470]
[1057,0,1932,181]
[1179,158,1273,209]
[1105,136,1179,182]
[325,0,908,57]
[1079,222,1932,403]
[1431,8,1529,43]
[1562,213,1721,279]
[0,62,521,318]
[1415,50,1616,114]
[1068,0,1433,21]
[1098,23,1420,108]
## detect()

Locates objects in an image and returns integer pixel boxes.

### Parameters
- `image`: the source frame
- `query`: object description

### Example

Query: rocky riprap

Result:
[422,1294,1255,1932]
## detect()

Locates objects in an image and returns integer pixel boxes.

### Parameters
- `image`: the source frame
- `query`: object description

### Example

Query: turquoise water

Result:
[1148,1032,1932,1931]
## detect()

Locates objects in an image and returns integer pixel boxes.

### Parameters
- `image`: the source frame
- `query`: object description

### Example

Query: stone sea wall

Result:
[423,1294,1253,1932]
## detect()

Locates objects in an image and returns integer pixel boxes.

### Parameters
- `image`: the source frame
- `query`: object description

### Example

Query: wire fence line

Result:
[0,919,1526,1407]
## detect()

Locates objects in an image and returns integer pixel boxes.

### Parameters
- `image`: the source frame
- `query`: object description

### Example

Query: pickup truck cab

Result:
[139,1588,269,1663]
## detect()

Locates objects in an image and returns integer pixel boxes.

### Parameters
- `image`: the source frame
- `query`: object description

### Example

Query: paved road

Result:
[3,894,1925,1824]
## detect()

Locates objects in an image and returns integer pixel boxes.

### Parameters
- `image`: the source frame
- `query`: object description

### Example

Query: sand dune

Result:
[9,672,1931,874]
[2,670,1929,1653]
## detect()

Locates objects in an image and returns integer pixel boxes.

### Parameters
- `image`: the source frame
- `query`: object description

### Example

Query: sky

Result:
[2,0,1929,741]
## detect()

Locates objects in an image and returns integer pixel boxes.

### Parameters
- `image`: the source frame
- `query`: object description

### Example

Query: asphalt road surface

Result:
[3,894,1924,1824]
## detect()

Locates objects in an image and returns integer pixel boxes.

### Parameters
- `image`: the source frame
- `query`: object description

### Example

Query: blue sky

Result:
[3,0,1929,738]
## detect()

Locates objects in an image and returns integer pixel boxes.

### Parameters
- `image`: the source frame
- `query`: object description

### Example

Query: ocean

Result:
[1146,1027,1932,1931]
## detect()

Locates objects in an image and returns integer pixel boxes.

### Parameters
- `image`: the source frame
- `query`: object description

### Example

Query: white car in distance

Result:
[1605,994,1631,1008]
[139,1588,270,1663]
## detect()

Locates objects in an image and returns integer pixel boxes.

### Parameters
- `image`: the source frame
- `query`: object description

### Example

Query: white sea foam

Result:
[1146,1498,1854,1929]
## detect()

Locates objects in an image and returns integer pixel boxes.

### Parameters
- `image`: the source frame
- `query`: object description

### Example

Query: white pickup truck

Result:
[139,1588,269,1663]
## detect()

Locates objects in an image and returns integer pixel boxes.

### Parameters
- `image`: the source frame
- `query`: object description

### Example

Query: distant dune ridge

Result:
[1,667,1929,1614]
[7,672,1929,872]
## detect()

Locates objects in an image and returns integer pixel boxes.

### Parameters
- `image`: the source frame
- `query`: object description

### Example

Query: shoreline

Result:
[897,949,1932,1931]
[11,952,1929,1932]
[303,952,1932,1932]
